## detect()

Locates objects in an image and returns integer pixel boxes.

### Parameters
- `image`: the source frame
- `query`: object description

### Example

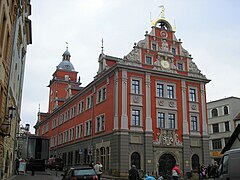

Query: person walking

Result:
[94,162,103,180]
[15,158,19,175]
[128,164,140,180]
[172,163,181,180]
[29,157,35,176]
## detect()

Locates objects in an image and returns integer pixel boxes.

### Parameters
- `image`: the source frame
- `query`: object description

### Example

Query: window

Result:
[167,85,174,99]
[221,155,229,175]
[78,100,84,114]
[212,139,222,149]
[97,87,107,103]
[156,83,164,97]
[225,122,230,132]
[64,131,69,143]
[177,63,183,70]
[152,43,157,51]
[212,123,219,133]
[157,112,165,128]
[191,116,198,131]
[132,80,140,94]
[132,109,140,126]
[86,95,93,109]
[211,108,218,117]
[96,115,105,132]
[69,128,74,141]
[76,124,83,139]
[189,88,197,102]
[168,113,175,129]
[146,56,152,65]
[85,120,92,136]
[172,48,176,54]
[223,106,228,115]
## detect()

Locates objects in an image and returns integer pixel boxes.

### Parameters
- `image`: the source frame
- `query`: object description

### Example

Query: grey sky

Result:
[22,0,240,132]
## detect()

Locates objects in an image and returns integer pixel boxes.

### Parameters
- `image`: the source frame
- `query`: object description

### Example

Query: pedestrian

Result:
[29,157,35,176]
[94,162,103,180]
[128,164,140,180]
[89,161,94,168]
[172,163,181,180]
[15,157,19,175]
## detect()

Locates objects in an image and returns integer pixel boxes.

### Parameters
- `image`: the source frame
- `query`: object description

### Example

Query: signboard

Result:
[211,151,222,157]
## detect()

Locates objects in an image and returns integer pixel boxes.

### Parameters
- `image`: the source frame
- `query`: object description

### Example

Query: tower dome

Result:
[57,47,75,71]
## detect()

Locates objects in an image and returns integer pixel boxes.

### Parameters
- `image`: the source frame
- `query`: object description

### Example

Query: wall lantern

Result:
[0,106,16,137]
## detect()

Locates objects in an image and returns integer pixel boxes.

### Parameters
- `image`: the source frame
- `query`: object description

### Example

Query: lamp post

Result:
[0,106,16,178]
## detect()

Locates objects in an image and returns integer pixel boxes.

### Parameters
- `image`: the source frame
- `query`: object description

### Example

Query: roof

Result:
[221,124,240,154]
[233,112,240,121]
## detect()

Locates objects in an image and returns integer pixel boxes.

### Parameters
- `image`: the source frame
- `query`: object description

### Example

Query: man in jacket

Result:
[128,164,140,180]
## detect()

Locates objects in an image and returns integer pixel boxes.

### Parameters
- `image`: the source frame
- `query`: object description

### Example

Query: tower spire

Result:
[101,38,104,54]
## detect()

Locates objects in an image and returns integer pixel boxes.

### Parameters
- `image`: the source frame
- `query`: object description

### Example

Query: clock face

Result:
[161,60,170,69]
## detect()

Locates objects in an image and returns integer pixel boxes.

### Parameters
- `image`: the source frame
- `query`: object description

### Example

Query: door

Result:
[158,153,176,176]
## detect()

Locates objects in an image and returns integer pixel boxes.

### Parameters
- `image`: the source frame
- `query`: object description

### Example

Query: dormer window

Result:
[177,63,184,71]
[152,43,157,51]
[145,56,152,65]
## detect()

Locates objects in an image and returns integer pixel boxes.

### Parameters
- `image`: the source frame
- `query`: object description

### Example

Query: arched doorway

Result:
[131,152,141,169]
[158,153,176,176]
[191,154,200,172]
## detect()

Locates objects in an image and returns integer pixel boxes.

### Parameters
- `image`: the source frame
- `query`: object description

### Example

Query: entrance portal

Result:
[158,153,176,176]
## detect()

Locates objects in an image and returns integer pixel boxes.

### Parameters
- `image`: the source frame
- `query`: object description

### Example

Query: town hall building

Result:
[34,9,210,178]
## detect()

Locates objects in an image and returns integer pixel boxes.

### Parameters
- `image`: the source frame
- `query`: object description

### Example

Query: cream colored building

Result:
[207,97,240,163]
[0,0,32,179]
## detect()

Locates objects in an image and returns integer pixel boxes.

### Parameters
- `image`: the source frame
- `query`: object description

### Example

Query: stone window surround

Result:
[189,86,198,102]
[155,80,176,100]
[130,106,143,128]
[131,76,143,95]
[95,113,105,133]
[156,109,178,129]
[96,85,107,104]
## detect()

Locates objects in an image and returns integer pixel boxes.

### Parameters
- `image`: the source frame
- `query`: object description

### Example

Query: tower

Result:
[47,47,81,113]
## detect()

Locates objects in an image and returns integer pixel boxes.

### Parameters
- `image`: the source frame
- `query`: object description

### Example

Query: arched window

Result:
[191,154,199,171]
[211,108,218,117]
[131,152,141,169]
[223,106,228,115]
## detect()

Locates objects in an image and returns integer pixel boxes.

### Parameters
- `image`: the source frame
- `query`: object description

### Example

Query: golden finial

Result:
[159,5,165,19]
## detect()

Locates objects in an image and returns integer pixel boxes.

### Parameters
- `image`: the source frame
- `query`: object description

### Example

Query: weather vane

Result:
[101,38,104,54]
[66,42,68,50]
[159,5,165,18]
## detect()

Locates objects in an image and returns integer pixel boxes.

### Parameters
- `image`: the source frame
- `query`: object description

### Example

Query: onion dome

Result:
[57,47,75,71]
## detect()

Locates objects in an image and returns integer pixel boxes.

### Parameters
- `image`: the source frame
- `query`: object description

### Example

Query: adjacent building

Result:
[35,9,210,178]
[0,0,32,179]
[207,97,240,163]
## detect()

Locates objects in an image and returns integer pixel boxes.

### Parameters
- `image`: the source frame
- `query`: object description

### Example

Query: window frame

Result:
[190,115,198,131]
[168,113,176,129]
[131,109,141,126]
[157,112,165,128]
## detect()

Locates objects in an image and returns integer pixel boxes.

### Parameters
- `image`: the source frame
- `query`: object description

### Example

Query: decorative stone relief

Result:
[188,60,206,78]
[153,129,182,147]
[124,48,140,62]
[169,101,175,108]
[161,39,169,52]
[137,39,147,48]
[191,104,197,110]
[158,99,164,106]
[132,96,140,103]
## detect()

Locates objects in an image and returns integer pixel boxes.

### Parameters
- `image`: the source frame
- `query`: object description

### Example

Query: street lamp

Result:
[0,106,16,137]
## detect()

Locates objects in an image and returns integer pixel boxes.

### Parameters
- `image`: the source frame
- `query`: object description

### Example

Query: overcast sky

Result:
[21,0,240,132]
